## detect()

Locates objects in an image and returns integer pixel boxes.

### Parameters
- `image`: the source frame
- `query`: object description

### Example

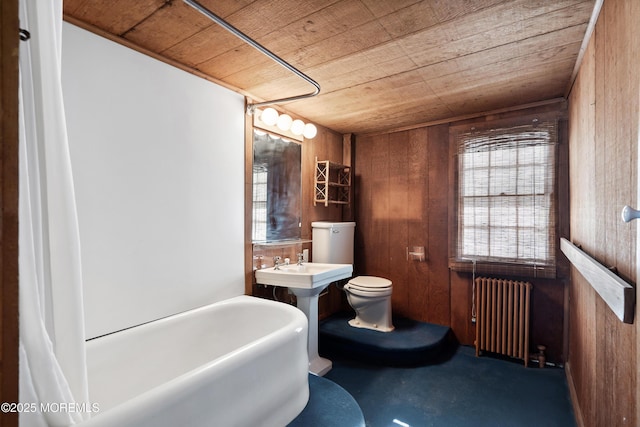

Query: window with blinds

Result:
[453,120,558,278]
[252,167,268,242]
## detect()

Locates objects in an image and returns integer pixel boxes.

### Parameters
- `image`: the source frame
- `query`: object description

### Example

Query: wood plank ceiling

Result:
[63,0,596,135]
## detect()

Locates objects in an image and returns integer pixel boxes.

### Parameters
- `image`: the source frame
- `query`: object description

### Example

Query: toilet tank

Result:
[311,222,355,264]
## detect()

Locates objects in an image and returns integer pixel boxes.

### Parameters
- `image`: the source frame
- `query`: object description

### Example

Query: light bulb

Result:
[303,123,317,139]
[260,108,279,126]
[276,114,293,131]
[291,119,305,135]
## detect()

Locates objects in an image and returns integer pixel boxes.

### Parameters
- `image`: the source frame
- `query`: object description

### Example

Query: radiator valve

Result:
[537,345,546,368]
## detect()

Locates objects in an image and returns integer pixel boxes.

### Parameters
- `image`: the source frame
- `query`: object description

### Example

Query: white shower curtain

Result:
[19,0,90,426]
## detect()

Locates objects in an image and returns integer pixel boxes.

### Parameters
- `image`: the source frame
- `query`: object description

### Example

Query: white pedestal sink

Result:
[255,263,353,376]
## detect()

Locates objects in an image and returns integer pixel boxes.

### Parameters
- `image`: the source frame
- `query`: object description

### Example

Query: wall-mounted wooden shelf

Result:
[314,158,351,207]
[560,238,635,324]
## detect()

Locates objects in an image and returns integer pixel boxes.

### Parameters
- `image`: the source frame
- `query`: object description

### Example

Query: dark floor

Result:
[289,373,366,427]
[321,344,576,427]
[300,313,577,427]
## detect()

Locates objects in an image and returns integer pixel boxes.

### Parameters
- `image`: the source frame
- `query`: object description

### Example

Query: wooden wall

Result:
[304,127,349,315]
[354,104,569,363]
[354,126,450,323]
[0,0,19,425]
[566,0,640,425]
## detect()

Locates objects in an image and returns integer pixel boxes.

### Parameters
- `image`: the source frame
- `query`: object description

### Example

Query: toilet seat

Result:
[344,276,392,296]
[347,276,392,288]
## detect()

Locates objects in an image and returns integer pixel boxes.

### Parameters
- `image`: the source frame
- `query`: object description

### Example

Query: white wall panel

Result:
[62,23,245,339]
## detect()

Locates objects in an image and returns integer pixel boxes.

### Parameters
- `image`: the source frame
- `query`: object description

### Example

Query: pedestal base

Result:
[290,286,333,376]
[309,356,332,376]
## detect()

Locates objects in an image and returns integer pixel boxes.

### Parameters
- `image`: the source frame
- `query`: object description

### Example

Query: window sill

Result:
[448,258,556,279]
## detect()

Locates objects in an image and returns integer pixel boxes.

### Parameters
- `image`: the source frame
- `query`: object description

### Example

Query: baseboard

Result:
[565,362,585,427]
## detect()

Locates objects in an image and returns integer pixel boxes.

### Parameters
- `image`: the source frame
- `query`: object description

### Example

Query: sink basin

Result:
[255,263,353,289]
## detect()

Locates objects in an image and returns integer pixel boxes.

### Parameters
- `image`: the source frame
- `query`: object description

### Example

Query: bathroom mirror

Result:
[252,130,301,242]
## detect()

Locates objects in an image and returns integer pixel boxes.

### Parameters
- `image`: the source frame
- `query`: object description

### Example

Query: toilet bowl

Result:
[343,276,394,332]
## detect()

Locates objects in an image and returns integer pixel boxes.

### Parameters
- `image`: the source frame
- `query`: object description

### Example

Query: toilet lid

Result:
[347,276,392,290]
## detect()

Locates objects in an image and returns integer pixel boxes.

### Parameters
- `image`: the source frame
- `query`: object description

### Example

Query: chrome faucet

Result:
[273,256,282,270]
[297,253,304,266]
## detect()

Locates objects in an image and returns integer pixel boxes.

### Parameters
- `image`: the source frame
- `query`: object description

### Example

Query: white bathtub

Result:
[80,295,309,427]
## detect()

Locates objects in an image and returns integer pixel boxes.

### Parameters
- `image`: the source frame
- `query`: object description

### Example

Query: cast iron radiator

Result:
[475,277,532,367]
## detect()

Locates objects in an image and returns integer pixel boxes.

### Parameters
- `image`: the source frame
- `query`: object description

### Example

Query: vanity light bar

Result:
[253,108,317,140]
[258,108,317,139]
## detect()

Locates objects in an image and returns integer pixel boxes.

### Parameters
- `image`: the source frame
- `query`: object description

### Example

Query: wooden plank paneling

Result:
[407,128,430,321]
[244,111,253,296]
[388,132,410,318]
[373,1,439,37]
[568,27,597,425]
[353,134,371,275]
[567,0,640,424]
[359,0,422,18]
[426,124,450,325]
[448,119,475,344]
[449,272,474,344]
[258,0,377,54]
[304,123,345,238]
[63,0,165,35]
[402,0,592,67]
[64,0,596,135]
[367,134,391,279]
[163,25,243,67]
[421,29,585,86]
[124,1,214,52]
[355,124,449,325]
[599,2,636,425]
[428,0,505,22]
[1,0,19,424]
[304,121,347,319]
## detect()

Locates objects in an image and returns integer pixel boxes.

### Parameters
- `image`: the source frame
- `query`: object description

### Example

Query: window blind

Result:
[452,120,558,278]
[252,166,268,242]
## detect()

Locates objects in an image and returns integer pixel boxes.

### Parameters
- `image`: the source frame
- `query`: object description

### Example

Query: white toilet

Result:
[312,221,394,333]
[343,276,394,332]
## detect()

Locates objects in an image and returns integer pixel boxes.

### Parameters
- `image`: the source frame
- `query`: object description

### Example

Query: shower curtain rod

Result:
[183,0,321,114]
